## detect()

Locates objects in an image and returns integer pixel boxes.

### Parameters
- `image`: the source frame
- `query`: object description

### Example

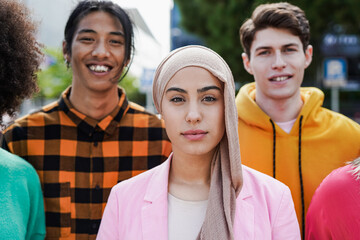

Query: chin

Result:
[188,146,217,157]
[269,90,298,99]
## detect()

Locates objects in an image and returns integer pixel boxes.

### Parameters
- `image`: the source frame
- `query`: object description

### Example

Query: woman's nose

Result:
[185,102,202,124]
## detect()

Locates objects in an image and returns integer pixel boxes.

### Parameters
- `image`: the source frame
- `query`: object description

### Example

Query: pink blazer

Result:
[97,155,300,239]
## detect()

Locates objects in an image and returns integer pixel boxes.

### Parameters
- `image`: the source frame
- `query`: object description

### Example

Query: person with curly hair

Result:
[0,0,42,120]
[0,0,46,239]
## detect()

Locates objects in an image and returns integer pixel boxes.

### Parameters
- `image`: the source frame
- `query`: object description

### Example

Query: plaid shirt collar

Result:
[58,86,130,136]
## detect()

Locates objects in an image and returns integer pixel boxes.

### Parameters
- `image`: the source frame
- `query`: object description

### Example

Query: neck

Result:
[256,93,303,122]
[69,85,120,120]
[168,151,213,201]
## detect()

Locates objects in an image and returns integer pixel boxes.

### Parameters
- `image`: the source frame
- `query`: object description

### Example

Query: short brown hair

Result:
[0,0,43,124]
[240,2,310,57]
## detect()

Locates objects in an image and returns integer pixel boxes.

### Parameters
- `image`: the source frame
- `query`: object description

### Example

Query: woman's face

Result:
[161,66,225,159]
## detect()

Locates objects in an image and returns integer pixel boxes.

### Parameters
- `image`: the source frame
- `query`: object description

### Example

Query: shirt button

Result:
[92,223,98,229]
[94,141,98,147]
[95,185,100,190]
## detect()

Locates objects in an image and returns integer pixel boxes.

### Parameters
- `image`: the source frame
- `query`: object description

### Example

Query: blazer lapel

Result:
[141,154,173,240]
[234,180,254,239]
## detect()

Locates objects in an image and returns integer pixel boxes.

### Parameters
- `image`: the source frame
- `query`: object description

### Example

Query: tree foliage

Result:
[174,0,360,86]
[37,48,72,99]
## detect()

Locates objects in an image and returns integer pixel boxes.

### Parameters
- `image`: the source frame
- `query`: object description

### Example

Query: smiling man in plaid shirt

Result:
[1,1,171,239]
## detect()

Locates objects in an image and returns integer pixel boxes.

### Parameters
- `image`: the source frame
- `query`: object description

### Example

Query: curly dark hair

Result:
[0,0,43,125]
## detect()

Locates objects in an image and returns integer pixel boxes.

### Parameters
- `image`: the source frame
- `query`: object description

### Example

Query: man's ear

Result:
[62,41,70,62]
[125,58,130,67]
[304,45,313,69]
[242,53,253,75]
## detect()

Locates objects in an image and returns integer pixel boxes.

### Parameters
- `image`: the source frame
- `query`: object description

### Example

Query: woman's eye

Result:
[170,97,184,103]
[203,96,216,102]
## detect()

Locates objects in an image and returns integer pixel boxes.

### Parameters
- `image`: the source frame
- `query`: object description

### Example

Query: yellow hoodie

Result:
[236,82,360,234]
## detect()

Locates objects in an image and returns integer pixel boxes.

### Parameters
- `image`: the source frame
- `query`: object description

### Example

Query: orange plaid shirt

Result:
[1,87,172,239]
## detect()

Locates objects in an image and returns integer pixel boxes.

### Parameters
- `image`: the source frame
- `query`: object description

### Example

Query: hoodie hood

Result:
[235,82,325,133]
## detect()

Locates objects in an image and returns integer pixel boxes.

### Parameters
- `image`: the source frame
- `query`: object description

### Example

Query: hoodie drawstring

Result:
[270,117,305,239]
[298,115,304,238]
[269,119,276,178]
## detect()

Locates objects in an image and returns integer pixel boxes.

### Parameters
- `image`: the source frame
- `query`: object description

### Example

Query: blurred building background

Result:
[11,0,360,123]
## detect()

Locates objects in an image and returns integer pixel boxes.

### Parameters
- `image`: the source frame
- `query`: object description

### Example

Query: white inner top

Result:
[168,193,208,240]
[275,118,297,134]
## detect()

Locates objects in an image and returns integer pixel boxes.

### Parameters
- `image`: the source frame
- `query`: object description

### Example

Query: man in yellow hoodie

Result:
[235,2,360,237]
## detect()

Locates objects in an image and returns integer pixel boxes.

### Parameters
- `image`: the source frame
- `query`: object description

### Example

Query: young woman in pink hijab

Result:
[97,45,300,240]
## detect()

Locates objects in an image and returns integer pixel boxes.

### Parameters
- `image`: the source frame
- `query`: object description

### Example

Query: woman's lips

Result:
[182,130,207,140]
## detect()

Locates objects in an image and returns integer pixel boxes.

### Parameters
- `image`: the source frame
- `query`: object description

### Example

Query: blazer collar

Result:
[234,169,255,239]
[141,153,173,240]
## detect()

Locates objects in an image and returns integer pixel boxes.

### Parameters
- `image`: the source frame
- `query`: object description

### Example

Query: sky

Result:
[115,0,173,57]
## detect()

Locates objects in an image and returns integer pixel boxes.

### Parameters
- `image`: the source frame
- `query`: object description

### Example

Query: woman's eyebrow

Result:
[197,85,221,93]
[165,87,186,94]
[165,85,221,94]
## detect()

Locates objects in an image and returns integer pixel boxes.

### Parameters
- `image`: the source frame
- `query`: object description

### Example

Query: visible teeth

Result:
[272,76,288,81]
[89,65,109,72]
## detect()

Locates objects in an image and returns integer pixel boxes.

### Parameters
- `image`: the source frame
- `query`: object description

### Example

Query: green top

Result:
[0,148,45,239]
